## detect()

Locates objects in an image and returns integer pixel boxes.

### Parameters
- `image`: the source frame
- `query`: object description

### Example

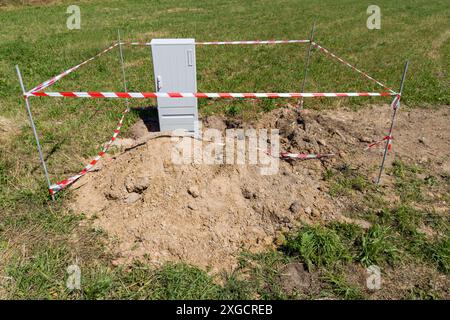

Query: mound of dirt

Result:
[69,104,450,271]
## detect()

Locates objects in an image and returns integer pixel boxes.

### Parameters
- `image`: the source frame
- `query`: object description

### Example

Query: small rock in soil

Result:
[312,208,321,217]
[359,136,372,143]
[125,192,141,204]
[133,176,150,193]
[289,201,301,213]
[104,189,121,200]
[242,188,256,199]
[280,263,312,293]
[188,186,200,198]
[125,176,150,193]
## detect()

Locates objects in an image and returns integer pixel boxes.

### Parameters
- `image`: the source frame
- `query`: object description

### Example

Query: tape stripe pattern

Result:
[49,108,129,195]
[27,43,118,94]
[280,152,335,159]
[311,42,394,93]
[121,40,310,46]
[365,135,393,151]
[27,91,396,99]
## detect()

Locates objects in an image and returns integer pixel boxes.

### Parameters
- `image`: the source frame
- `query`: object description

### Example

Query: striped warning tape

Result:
[27,91,396,99]
[390,94,401,110]
[28,43,118,94]
[197,40,311,45]
[120,40,310,46]
[280,152,335,159]
[311,42,395,93]
[49,107,129,195]
[365,135,393,151]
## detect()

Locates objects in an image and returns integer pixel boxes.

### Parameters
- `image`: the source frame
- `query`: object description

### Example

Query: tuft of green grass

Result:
[406,287,441,300]
[5,245,71,299]
[391,160,424,203]
[358,224,398,267]
[326,165,371,197]
[238,250,292,300]
[329,222,365,258]
[284,225,350,271]
[424,235,450,275]
[145,263,222,300]
[380,205,421,237]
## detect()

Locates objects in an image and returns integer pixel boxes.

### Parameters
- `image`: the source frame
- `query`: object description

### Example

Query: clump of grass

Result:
[380,205,421,237]
[424,235,450,275]
[5,246,70,299]
[376,205,449,272]
[391,160,424,202]
[329,222,365,258]
[146,263,222,300]
[358,224,398,267]
[284,225,350,270]
[406,287,441,300]
[238,250,291,300]
[326,165,371,197]
[81,262,254,300]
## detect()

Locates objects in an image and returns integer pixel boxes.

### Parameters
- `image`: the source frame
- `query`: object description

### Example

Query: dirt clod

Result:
[187,186,200,198]
[125,176,150,193]
[242,187,256,199]
[280,263,318,294]
[125,192,141,204]
[289,201,301,214]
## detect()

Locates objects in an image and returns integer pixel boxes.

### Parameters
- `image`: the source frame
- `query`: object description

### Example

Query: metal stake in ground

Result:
[117,29,130,110]
[297,21,316,109]
[376,60,409,185]
[15,65,55,201]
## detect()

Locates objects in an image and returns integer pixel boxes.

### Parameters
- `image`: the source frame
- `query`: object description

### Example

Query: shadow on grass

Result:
[131,106,160,133]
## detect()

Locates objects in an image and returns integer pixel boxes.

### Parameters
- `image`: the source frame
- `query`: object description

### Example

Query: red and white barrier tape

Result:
[120,40,310,46]
[365,135,393,151]
[390,94,401,110]
[49,107,129,195]
[27,91,396,99]
[27,43,118,94]
[197,39,310,45]
[312,42,395,94]
[280,152,335,159]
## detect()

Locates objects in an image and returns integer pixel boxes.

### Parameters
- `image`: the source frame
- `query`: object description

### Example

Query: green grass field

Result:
[0,0,449,299]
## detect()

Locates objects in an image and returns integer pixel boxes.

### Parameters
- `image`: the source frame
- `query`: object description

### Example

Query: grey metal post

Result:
[376,60,409,185]
[297,21,316,109]
[117,29,129,110]
[15,65,55,201]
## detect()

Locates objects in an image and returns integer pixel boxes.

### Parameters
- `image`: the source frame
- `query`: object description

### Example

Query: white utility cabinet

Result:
[150,38,198,134]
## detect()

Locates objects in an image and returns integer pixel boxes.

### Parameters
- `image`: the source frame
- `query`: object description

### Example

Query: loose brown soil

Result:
[69,104,450,271]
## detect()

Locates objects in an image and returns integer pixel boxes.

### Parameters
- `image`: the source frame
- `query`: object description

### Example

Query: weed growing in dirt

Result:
[284,225,350,271]
[329,222,364,258]
[424,235,450,275]
[406,287,442,300]
[325,165,372,197]
[358,224,398,267]
[145,263,223,299]
[238,251,292,300]
[391,160,425,203]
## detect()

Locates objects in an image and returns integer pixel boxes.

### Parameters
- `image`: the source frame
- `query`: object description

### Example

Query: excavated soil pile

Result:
[70,105,450,271]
